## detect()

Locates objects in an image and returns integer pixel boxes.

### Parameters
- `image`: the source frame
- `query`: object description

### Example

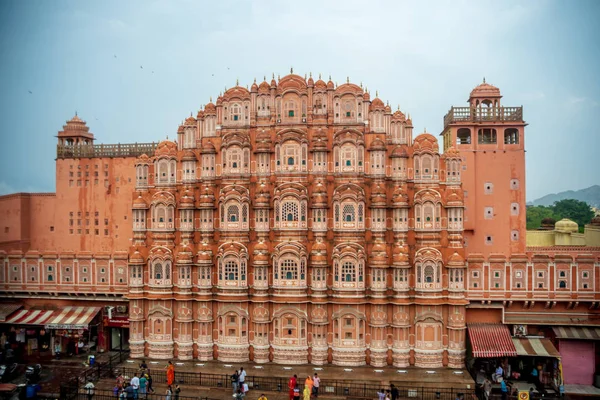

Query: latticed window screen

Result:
[280,258,298,280]
[341,261,355,282]
[154,263,162,279]
[225,260,238,281]
[343,204,355,222]
[282,201,299,221]
[165,263,171,280]
[424,265,434,283]
[227,205,239,222]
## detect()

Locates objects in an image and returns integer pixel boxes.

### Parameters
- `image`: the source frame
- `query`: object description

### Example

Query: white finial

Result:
[347,76,350,83]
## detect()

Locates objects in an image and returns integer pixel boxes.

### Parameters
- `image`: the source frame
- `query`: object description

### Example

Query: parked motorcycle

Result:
[24,364,41,383]
[0,363,18,382]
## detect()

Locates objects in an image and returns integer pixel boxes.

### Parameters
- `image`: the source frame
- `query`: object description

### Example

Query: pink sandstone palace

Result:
[1,74,599,381]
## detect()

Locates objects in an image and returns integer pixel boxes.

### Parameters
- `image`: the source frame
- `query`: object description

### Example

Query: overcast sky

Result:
[0,0,598,201]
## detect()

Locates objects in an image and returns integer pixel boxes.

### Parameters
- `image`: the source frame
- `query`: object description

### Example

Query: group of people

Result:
[287,373,321,400]
[112,360,181,400]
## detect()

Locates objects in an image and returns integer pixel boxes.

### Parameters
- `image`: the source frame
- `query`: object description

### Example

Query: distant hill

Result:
[529,185,600,208]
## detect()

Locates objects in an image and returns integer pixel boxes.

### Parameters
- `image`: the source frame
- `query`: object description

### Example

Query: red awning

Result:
[468,323,517,358]
[3,309,55,326]
[0,304,22,322]
[45,306,101,330]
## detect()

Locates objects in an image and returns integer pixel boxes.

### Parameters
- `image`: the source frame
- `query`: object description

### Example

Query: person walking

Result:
[84,380,95,400]
[499,378,508,400]
[377,389,385,400]
[384,390,391,400]
[481,378,492,400]
[231,369,240,394]
[258,394,268,400]
[125,384,135,400]
[288,375,297,400]
[165,385,172,400]
[304,375,313,394]
[146,373,155,394]
[174,384,180,400]
[130,373,140,400]
[312,374,320,398]
[303,383,311,400]
[239,367,247,393]
[390,384,398,400]
[293,383,301,400]
[165,361,175,386]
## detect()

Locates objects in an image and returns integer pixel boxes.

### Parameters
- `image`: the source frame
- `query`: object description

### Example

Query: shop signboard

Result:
[104,316,130,328]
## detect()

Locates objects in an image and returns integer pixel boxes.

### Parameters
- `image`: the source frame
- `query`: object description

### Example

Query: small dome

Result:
[326,78,334,89]
[307,74,314,86]
[444,146,461,158]
[133,195,148,209]
[258,80,270,94]
[204,102,216,114]
[196,110,205,119]
[251,79,258,92]
[254,240,269,253]
[177,124,184,133]
[392,110,406,121]
[201,140,216,154]
[181,149,196,161]
[370,97,385,111]
[447,252,465,266]
[470,80,501,98]
[555,218,579,233]
[184,116,196,126]
[314,79,327,90]
[413,133,439,153]
[130,251,144,264]
[197,251,212,262]
[363,91,370,101]
[154,140,178,158]
[392,245,409,264]
[391,145,409,158]
[369,137,386,151]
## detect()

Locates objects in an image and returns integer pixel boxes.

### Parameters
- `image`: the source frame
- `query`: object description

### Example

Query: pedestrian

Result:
[239,367,247,392]
[174,384,180,400]
[119,388,126,400]
[139,360,148,371]
[499,378,508,400]
[293,383,301,400]
[165,361,175,386]
[258,394,268,400]
[116,374,125,390]
[125,384,135,400]
[312,373,320,398]
[165,385,172,400]
[139,374,147,398]
[390,384,398,400]
[146,373,155,394]
[130,373,140,400]
[231,369,240,394]
[384,390,391,400]
[304,375,313,394]
[288,375,297,400]
[481,378,491,400]
[303,383,311,400]
[84,380,95,400]
[25,382,41,400]
[377,388,385,400]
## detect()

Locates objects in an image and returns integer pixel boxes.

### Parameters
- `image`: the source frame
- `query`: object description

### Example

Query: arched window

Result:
[283,100,296,119]
[154,263,163,279]
[277,140,306,172]
[227,205,239,222]
[504,128,519,144]
[152,204,174,230]
[417,261,440,289]
[457,128,471,144]
[150,260,171,286]
[273,251,307,288]
[218,255,247,287]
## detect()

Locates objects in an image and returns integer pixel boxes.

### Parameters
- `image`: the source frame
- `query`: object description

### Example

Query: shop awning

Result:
[45,306,101,330]
[0,304,22,322]
[512,337,560,358]
[3,309,55,326]
[552,326,600,340]
[468,323,517,358]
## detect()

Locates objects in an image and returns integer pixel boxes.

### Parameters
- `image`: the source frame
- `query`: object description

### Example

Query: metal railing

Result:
[443,107,523,128]
[116,367,475,400]
[57,143,158,159]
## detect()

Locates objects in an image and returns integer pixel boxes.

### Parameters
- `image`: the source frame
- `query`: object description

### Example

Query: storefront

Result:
[45,306,102,357]
[104,315,130,352]
[1,309,56,359]
[467,323,563,397]
[552,326,600,385]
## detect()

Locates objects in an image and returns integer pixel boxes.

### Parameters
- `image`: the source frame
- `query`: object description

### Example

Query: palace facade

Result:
[1,74,599,374]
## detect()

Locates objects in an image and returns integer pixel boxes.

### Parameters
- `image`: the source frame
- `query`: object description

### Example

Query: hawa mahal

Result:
[1,73,599,372]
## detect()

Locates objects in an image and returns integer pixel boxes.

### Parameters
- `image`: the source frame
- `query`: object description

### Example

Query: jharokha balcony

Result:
[57,142,158,159]
[443,106,524,128]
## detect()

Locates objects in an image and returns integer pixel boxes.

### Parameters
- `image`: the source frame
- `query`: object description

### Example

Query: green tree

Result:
[551,199,595,232]
[526,199,594,232]
[526,205,556,230]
